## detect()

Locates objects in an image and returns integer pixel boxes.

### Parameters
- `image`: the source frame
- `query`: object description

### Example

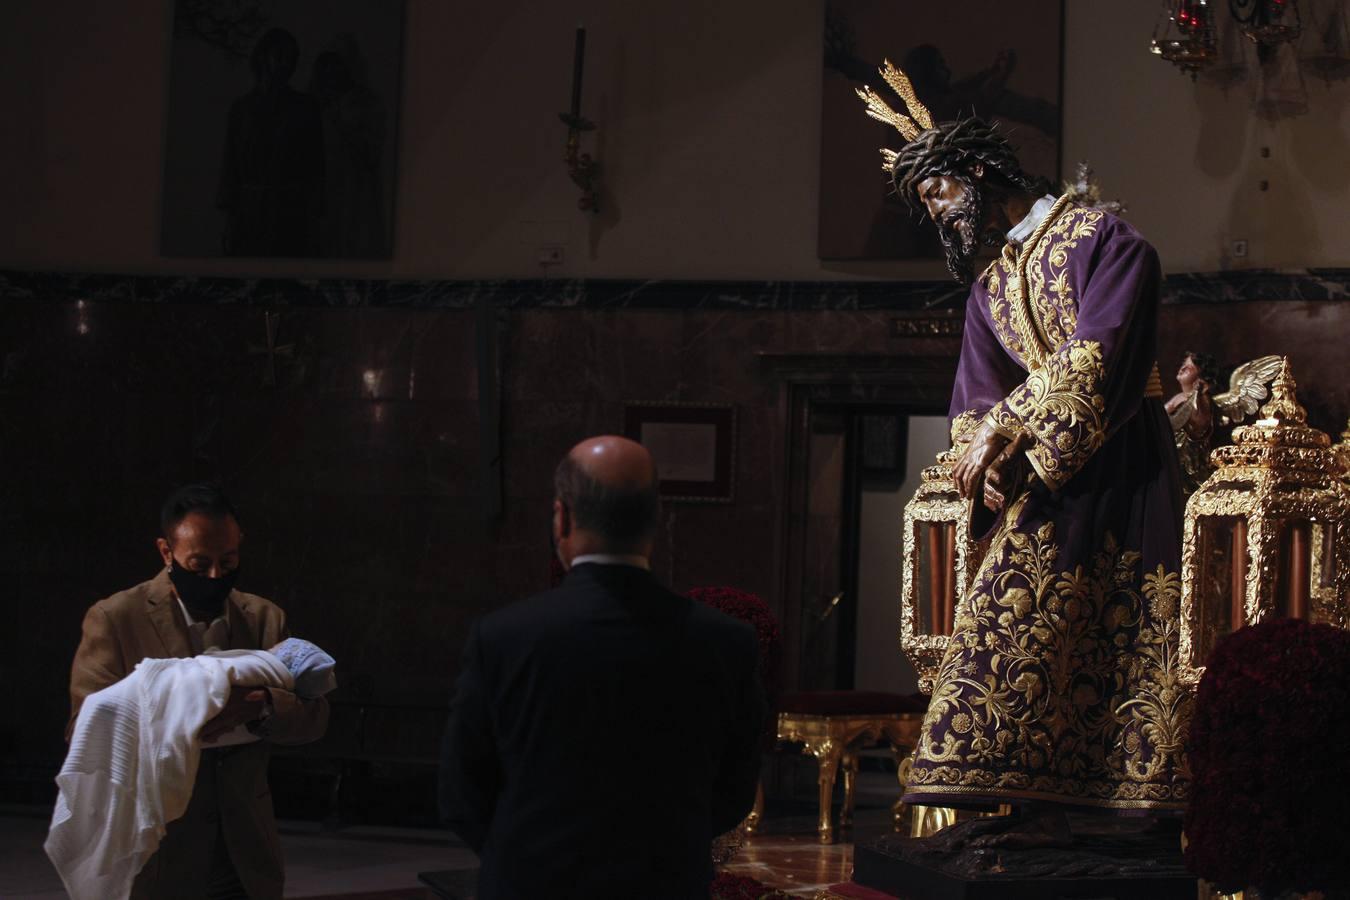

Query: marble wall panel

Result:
[5,285,1348,804]
[1,301,496,786]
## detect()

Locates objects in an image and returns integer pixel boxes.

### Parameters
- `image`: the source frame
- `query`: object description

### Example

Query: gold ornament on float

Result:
[899,447,979,695]
[897,445,1014,838]
[1335,418,1350,475]
[1179,358,1350,681]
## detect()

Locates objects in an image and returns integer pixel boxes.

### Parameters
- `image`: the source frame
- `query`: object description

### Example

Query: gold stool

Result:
[775,693,925,843]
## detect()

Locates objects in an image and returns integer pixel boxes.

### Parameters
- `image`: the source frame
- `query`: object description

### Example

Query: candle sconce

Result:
[559,112,601,213]
[559,26,601,213]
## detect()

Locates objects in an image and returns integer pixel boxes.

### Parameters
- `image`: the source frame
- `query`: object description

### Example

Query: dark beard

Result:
[934,180,988,286]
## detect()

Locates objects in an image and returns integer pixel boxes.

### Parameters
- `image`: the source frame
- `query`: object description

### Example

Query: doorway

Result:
[764,349,960,695]
[794,405,948,692]
[853,413,949,694]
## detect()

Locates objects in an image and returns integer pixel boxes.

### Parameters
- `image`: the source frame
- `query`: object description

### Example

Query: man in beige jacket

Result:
[66,483,328,899]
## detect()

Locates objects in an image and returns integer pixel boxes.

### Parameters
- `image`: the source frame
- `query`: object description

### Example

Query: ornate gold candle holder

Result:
[897,445,1016,838]
[900,448,979,694]
[1180,358,1350,679]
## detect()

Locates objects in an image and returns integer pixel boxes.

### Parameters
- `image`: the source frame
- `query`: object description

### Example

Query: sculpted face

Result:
[915,172,1001,284]
[1177,355,1202,393]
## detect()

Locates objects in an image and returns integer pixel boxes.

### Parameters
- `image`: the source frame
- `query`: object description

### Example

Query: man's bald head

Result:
[567,436,657,488]
[553,436,659,558]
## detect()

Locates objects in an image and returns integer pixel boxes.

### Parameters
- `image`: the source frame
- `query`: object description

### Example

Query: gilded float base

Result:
[854,823,1195,899]
[1198,885,1330,900]
[905,800,1013,838]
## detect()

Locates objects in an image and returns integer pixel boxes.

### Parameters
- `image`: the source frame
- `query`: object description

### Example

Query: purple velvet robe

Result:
[904,198,1191,811]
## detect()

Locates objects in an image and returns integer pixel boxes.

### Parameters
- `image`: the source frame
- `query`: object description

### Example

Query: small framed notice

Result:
[623,403,736,503]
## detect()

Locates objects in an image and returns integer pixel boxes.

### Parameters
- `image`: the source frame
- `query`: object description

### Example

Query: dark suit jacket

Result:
[67,571,329,900]
[439,563,766,900]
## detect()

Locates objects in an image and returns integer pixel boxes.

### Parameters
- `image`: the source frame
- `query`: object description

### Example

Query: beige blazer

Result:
[67,570,329,900]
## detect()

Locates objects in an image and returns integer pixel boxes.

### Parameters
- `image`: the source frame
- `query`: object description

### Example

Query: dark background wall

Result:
[5,277,1347,816]
[5,0,1350,823]
[0,280,963,809]
[6,1,1350,281]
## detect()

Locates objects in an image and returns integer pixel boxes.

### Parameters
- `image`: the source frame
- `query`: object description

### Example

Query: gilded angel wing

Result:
[1212,354,1284,424]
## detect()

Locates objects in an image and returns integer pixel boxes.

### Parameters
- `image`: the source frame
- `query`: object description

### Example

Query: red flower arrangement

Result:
[709,871,792,900]
[1184,617,1350,895]
[686,586,782,729]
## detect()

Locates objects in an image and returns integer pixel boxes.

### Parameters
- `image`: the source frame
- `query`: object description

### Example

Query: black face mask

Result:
[168,558,238,620]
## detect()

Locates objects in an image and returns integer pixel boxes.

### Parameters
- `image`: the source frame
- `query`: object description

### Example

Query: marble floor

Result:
[0,772,904,899]
[0,808,477,899]
[723,826,860,896]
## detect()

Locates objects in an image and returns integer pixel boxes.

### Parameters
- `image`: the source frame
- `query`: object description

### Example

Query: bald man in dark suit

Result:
[440,436,765,900]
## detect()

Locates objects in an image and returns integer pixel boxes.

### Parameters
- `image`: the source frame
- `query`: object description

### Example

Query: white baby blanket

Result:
[45,650,294,900]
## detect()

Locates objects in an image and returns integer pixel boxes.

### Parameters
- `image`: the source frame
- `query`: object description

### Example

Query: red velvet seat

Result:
[685,586,928,843]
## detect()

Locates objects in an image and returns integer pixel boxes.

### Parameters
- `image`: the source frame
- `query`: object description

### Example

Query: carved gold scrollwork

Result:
[1180,359,1350,679]
[901,448,980,694]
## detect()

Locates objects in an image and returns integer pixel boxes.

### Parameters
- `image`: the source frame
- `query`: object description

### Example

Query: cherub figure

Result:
[1167,352,1284,493]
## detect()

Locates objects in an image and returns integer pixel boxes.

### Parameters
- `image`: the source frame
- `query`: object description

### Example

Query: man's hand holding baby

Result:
[201,687,270,742]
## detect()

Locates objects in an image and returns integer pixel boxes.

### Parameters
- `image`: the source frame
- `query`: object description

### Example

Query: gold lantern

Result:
[1179,358,1350,678]
[898,447,991,837]
[1318,418,1350,616]
[900,448,979,695]
[893,446,1024,837]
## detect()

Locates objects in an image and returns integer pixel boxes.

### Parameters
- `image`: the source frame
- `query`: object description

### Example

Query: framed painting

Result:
[624,403,737,503]
[161,0,405,259]
[819,0,1064,260]
[858,412,907,478]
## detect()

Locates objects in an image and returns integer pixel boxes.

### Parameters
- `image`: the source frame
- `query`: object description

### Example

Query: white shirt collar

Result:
[176,596,199,628]
[1006,194,1059,246]
[570,553,651,571]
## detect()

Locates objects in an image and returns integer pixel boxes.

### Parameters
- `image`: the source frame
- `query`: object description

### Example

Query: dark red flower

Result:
[1184,617,1350,894]
[709,871,792,900]
[686,586,782,745]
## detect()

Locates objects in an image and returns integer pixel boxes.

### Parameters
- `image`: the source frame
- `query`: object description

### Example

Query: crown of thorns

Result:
[856,61,1027,207]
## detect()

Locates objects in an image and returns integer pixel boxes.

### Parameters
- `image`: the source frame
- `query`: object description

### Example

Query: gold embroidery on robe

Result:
[1026,207,1103,350]
[974,203,1117,492]
[981,198,1104,375]
[908,497,1190,808]
[982,262,1030,369]
[984,405,1026,442]
[995,339,1109,491]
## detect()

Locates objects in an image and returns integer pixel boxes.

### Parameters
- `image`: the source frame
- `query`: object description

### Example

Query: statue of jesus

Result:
[858,64,1190,847]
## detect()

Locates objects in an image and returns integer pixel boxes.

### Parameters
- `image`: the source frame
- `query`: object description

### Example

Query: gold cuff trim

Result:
[983,411,1023,442]
[1022,443,1060,491]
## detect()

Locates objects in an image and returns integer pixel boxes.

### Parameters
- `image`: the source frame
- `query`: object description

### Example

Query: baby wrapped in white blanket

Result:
[45,638,337,900]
